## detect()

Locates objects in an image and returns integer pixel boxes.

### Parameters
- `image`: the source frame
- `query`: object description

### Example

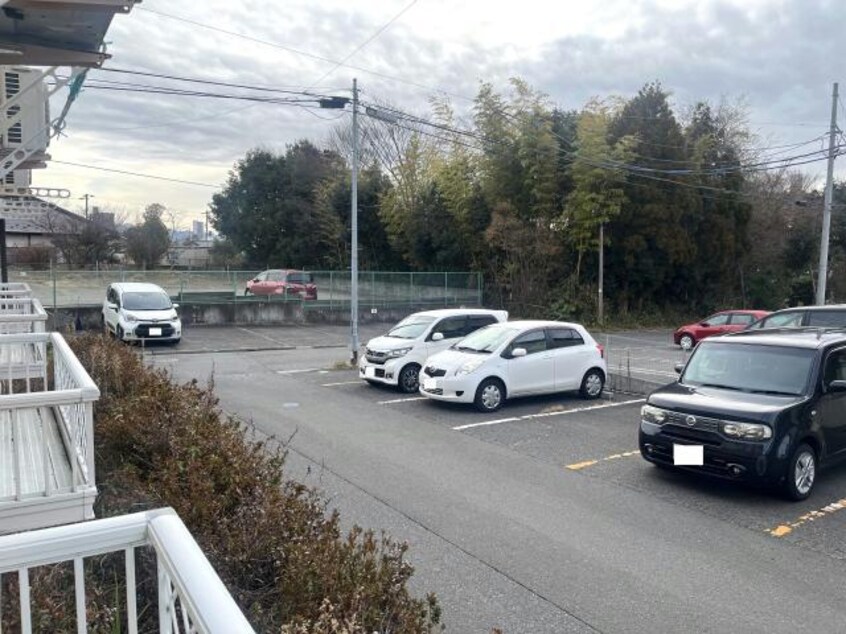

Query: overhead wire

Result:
[51,160,220,188]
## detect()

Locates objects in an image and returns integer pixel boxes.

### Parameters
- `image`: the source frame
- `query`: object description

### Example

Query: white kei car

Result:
[102,282,182,344]
[359,308,508,392]
[419,320,607,412]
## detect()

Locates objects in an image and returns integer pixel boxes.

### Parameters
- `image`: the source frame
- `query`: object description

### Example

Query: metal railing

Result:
[0,296,47,334]
[0,332,99,507]
[0,508,255,633]
[0,282,31,298]
[7,269,484,309]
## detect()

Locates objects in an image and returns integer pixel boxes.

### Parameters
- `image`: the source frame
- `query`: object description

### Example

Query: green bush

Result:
[1,334,440,633]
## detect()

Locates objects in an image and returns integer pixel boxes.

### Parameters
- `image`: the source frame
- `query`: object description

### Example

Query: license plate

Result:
[673,444,704,466]
[148,327,162,336]
[364,366,376,378]
[423,378,438,391]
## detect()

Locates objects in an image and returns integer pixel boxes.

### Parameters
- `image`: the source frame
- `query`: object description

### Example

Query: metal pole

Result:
[817,82,839,306]
[0,218,7,283]
[350,78,360,363]
[598,222,604,325]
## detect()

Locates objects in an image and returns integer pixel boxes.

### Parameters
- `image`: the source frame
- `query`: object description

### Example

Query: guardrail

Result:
[0,296,47,334]
[0,508,255,633]
[0,332,99,533]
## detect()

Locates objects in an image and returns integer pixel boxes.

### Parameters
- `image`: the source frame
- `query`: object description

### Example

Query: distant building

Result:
[192,220,205,241]
[0,195,88,265]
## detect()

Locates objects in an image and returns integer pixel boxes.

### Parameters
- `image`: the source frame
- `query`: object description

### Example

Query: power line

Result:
[51,160,220,188]
[308,0,419,89]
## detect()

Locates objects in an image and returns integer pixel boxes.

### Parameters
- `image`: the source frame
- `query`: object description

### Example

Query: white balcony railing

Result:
[0,282,32,298]
[0,508,255,633]
[0,332,99,533]
[0,296,47,334]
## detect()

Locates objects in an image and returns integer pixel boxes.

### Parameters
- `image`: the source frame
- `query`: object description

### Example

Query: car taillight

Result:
[596,343,605,358]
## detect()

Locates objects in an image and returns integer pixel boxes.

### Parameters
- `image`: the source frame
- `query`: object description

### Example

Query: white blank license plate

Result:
[364,366,376,378]
[148,327,162,336]
[423,378,438,391]
[673,444,704,466]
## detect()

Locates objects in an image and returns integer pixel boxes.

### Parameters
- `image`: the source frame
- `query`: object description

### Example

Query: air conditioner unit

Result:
[1,67,50,156]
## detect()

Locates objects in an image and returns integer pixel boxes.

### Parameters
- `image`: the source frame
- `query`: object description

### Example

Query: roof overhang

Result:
[0,0,138,67]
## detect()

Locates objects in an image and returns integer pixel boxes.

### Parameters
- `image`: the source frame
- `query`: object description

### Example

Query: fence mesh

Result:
[10,269,484,309]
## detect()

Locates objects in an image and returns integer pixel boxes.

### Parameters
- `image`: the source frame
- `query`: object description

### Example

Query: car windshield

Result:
[682,342,814,396]
[122,292,172,311]
[454,325,520,353]
[387,315,436,339]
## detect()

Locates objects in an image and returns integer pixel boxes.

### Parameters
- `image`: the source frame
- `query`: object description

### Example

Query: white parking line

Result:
[452,398,646,431]
[378,396,428,405]
[321,380,362,387]
[276,368,319,375]
[238,327,287,345]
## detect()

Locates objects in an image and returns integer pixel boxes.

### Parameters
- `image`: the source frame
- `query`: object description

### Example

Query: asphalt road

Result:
[149,325,846,633]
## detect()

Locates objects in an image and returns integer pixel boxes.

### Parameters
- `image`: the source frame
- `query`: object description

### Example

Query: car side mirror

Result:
[172,303,180,310]
[432,332,444,341]
[674,362,685,374]
[700,321,710,327]
[107,302,117,310]
[828,379,846,393]
[511,347,527,358]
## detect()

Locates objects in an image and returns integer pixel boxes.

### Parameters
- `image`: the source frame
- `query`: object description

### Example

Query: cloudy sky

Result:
[37,0,844,228]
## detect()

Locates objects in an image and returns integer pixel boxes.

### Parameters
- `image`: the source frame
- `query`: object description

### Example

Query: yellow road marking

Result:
[767,498,846,537]
[566,450,639,471]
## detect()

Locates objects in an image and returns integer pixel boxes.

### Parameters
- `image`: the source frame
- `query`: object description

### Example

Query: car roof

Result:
[111,282,169,294]
[410,308,507,318]
[489,319,586,330]
[765,304,846,314]
[717,327,846,349]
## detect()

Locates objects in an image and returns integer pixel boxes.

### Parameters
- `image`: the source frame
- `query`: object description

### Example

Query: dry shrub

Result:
[51,333,441,632]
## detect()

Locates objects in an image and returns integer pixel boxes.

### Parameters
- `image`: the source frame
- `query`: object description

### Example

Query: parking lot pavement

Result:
[307,367,846,561]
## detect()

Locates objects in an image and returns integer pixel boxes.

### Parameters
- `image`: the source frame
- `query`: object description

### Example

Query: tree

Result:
[39,208,122,269]
[124,203,171,269]
[209,142,346,268]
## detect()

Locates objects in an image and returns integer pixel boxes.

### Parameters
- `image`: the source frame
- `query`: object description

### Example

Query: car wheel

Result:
[116,325,126,342]
[474,378,505,413]
[579,368,605,400]
[784,443,817,501]
[244,288,251,296]
[398,364,421,393]
[679,334,695,351]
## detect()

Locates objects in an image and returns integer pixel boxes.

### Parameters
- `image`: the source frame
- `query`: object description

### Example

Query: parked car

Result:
[102,282,181,344]
[639,328,846,500]
[419,320,607,413]
[359,308,508,393]
[244,269,317,299]
[747,304,846,330]
[673,309,769,351]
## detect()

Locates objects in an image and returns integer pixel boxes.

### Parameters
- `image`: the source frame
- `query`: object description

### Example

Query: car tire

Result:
[398,363,421,393]
[783,442,817,501]
[679,334,695,351]
[116,325,126,342]
[244,288,251,296]
[579,368,605,400]
[474,378,505,413]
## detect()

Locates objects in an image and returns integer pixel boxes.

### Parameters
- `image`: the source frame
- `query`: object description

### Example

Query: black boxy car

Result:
[639,328,846,500]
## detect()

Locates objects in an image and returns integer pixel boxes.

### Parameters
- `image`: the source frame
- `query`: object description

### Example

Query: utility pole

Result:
[350,78,360,363]
[598,222,604,326]
[80,193,94,219]
[817,82,839,305]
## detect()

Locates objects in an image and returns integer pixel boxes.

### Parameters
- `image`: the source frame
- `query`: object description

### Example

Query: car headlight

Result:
[456,359,484,376]
[124,313,138,323]
[386,347,412,359]
[721,421,772,440]
[641,404,668,425]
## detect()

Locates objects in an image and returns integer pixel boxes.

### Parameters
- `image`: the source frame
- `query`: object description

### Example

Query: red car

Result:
[673,309,769,351]
[244,269,318,299]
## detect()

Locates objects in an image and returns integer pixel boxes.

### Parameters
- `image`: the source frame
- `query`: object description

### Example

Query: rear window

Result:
[756,311,804,328]
[286,272,313,284]
[682,342,815,396]
[807,310,846,327]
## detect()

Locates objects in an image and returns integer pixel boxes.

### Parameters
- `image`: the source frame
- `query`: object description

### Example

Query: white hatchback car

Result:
[102,282,182,344]
[359,308,508,392]
[420,320,606,412]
